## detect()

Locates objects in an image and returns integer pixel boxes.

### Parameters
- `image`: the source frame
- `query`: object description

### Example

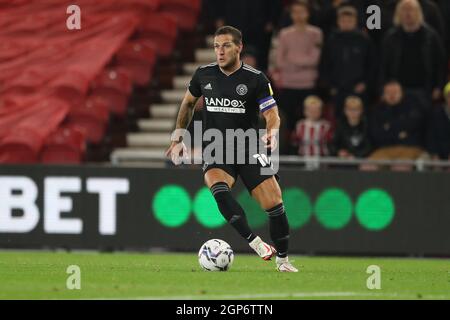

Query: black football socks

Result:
[266,203,289,258]
[210,182,256,243]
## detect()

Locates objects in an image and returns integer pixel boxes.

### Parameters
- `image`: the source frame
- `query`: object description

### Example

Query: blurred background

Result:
[0,0,449,256]
[0,0,449,168]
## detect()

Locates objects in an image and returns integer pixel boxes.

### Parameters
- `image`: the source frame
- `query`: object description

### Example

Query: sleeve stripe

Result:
[258,96,274,105]
[260,103,277,113]
[259,97,276,111]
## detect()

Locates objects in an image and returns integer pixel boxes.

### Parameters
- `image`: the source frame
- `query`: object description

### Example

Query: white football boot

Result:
[249,236,277,261]
[276,256,299,272]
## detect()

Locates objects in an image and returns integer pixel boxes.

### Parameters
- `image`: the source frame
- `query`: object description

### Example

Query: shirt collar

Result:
[219,62,243,77]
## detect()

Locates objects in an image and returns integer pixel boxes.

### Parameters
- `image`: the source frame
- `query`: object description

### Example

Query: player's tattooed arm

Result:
[262,106,281,151]
[174,90,200,134]
[165,90,200,164]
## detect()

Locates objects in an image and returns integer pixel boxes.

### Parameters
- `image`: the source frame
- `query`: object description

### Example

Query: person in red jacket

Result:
[291,95,332,157]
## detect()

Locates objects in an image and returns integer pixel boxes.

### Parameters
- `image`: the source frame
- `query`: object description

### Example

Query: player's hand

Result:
[261,133,278,151]
[165,141,189,165]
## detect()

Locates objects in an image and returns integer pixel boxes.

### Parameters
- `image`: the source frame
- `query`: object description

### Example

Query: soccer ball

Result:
[198,239,234,271]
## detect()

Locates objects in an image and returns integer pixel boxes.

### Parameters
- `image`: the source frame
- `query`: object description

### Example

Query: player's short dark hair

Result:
[291,0,310,12]
[337,5,358,18]
[214,26,243,45]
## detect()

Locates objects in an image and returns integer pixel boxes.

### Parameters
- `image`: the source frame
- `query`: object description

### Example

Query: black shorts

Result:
[202,161,280,193]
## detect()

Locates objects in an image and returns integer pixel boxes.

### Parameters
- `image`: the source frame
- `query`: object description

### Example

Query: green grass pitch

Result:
[0,251,449,300]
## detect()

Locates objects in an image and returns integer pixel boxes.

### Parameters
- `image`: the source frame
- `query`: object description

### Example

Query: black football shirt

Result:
[189,62,276,131]
[188,62,277,161]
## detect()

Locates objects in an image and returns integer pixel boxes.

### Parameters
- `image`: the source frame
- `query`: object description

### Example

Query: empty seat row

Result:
[0,0,201,164]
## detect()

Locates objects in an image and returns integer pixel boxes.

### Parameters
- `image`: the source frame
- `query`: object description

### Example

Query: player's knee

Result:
[265,199,283,211]
[274,191,283,204]
[254,192,282,211]
[253,178,282,209]
[260,186,282,211]
[204,169,234,189]
[264,191,282,210]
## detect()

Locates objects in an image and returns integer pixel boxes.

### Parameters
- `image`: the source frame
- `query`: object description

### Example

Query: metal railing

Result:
[111,153,450,171]
[278,156,450,171]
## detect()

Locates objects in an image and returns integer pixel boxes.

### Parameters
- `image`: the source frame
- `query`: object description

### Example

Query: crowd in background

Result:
[203,0,450,167]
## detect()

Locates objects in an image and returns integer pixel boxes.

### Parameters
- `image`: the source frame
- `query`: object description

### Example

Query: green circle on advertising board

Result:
[283,188,313,229]
[152,185,191,228]
[314,188,353,230]
[356,189,395,231]
[237,191,267,229]
[193,187,227,228]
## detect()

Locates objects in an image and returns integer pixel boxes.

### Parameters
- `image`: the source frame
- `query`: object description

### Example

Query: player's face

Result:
[214,34,242,69]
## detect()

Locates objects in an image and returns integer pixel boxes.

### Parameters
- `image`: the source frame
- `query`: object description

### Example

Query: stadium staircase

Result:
[111,35,216,165]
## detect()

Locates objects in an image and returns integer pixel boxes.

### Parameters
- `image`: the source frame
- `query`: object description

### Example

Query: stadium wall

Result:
[0,165,449,257]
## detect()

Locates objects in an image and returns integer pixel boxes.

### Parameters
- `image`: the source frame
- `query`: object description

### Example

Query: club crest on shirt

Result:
[236,84,248,96]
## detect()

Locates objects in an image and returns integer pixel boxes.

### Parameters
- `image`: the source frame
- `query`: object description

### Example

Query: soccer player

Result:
[165,26,298,272]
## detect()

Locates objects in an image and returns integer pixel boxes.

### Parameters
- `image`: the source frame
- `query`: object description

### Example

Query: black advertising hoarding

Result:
[0,165,449,256]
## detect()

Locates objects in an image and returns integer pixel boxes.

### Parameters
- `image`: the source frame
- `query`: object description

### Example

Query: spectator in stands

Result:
[281,0,367,36]
[278,0,323,30]
[380,0,446,102]
[291,96,332,156]
[368,0,446,53]
[434,0,450,59]
[209,0,283,71]
[330,96,372,158]
[368,81,427,163]
[426,82,450,160]
[418,0,446,42]
[275,0,323,131]
[320,5,377,117]
[365,0,398,50]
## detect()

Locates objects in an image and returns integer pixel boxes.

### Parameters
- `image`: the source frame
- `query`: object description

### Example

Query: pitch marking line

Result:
[95,292,449,300]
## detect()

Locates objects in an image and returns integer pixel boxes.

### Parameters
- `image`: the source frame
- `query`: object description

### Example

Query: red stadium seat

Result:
[0,1,198,164]
[159,0,201,31]
[139,13,178,57]
[49,70,91,108]
[0,96,70,163]
[2,69,47,94]
[116,39,157,64]
[40,127,86,164]
[0,127,44,163]
[0,40,30,61]
[91,69,132,95]
[116,40,157,86]
[67,96,110,144]
[49,70,90,96]
[90,68,132,116]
